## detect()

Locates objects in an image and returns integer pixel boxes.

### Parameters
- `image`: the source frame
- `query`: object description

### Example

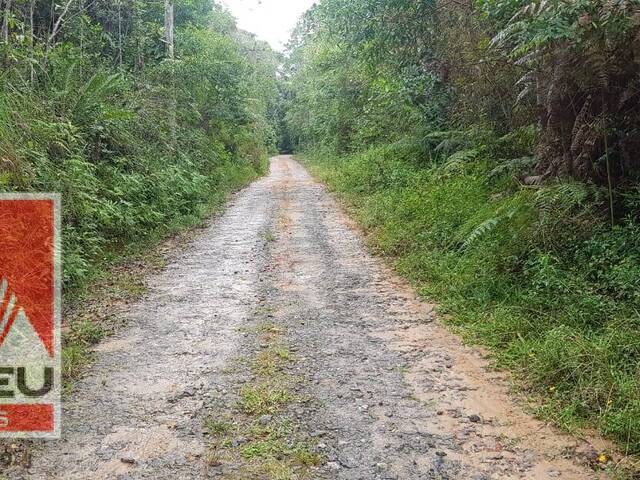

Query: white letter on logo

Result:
[0,411,8,428]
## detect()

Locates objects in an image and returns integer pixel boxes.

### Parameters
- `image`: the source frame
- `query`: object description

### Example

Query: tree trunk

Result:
[134,0,144,71]
[2,0,12,43]
[29,0,35,83]
[164,0,176,153]
[164,0,174,59]
[117,0,122,67]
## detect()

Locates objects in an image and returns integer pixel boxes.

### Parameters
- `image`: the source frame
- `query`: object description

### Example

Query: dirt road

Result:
[14,156,607,479]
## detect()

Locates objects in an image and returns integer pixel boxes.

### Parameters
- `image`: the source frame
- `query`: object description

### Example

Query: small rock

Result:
[258,414,272,425]
[326,461,341,472]
[231,437,247,447]
[547,470,561,478]
[339,457,357,468]
[468,414,481,423]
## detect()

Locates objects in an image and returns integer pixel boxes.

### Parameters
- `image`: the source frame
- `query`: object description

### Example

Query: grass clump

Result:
[62,319,106,388]
[239,384,292,415]
[205,417,234,436]
[68,320,106,347]
[61,345,93,389]
[239,421,321,476]
[260,228,277,242]
[274,347,294,362]
[252,347,294,377]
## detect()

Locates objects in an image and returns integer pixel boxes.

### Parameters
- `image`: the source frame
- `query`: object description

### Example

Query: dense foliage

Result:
[286,0,640,186]
[284,0,640,456]
[0,0,279,291]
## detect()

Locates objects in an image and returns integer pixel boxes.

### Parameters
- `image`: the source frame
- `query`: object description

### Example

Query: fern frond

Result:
[422,130,467,154]
[461,217,500,250]
[489,156,537,178]
[534,182,590,215]
[443,148,479,173]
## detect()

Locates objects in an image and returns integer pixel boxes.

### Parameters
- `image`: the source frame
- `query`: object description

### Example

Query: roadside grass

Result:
[301,142,640,463]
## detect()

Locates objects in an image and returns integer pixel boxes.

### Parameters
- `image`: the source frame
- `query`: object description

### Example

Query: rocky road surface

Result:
[10,156,609,479]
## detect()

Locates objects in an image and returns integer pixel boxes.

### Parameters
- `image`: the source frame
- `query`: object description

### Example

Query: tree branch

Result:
[47,0,76,48]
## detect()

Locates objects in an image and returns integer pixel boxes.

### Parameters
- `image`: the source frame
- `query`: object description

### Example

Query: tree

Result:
[164,0,174,59]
